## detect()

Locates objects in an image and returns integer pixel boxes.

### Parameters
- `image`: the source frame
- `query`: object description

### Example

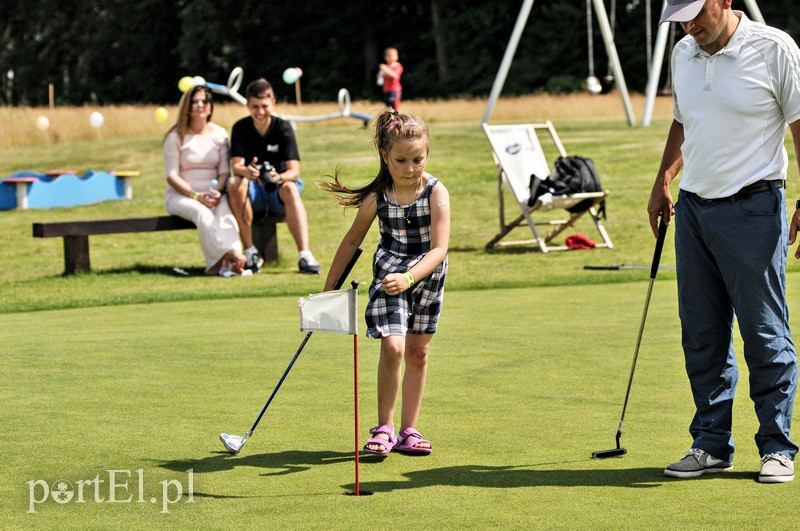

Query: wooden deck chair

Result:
[482,122,613,252]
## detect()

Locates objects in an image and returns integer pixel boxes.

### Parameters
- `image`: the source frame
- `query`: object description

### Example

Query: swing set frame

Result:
[482,0,767,128]
[481,0,636,127]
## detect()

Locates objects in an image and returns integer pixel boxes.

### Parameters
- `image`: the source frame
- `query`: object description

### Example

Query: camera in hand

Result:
[253,161,278,191]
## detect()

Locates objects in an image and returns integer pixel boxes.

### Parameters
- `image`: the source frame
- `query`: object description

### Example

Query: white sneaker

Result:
[663,448,732,478]
[759,453,794,483]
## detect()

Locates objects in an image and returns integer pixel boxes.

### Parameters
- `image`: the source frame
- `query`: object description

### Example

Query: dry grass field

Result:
[0,92,675,150]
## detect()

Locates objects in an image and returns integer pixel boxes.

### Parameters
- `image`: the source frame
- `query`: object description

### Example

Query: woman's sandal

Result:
[395,427,432,455]
[363,425,397,455]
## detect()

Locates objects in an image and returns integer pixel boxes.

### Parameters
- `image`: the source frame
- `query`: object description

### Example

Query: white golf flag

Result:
[298,288,358,335]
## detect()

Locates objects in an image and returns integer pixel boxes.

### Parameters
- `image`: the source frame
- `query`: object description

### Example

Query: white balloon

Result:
[192,75,206,87]
[35,116,50,131]
[89,111,104,129]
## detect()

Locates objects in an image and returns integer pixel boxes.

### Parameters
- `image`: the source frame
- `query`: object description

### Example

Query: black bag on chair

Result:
[528,174,554,206]
[552,155,604,215]
[529,156,605,216]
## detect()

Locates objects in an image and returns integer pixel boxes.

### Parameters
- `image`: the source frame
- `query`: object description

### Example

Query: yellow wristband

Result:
[191,191,201,201]
[404,271,415,286]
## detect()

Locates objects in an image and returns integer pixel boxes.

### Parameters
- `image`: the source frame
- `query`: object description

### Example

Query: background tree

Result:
[2,0,798,106]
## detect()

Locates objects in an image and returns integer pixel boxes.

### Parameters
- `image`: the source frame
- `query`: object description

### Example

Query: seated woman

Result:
[163,84,247,276]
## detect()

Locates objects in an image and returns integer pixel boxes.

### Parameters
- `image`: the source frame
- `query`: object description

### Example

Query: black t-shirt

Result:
[230,116,300,174]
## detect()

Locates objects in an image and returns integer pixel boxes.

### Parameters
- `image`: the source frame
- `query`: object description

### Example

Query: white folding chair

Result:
[483,122,613,252]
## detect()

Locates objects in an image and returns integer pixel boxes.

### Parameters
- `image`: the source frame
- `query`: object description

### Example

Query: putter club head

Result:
[220,433,246,454]
[592,447,627,459]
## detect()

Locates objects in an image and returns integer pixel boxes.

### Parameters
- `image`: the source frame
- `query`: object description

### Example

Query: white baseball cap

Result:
[660,0,705,24]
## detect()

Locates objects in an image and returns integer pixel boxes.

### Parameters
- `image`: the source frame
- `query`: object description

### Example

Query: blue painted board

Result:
[0,171,128,210]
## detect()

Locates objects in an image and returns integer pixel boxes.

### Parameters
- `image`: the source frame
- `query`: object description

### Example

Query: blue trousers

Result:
[675,187,797,462]
[247,178,303,215]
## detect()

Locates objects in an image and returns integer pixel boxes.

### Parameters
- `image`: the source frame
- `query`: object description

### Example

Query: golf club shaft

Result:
[246,247,363,436]
[332,247,364,291]
[615,276,655,438]
[248,331,313,434]
[615,219,668,441]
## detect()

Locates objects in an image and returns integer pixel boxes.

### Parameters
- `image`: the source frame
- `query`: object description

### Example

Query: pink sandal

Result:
[395,427,432,455]
[363,425,397,455]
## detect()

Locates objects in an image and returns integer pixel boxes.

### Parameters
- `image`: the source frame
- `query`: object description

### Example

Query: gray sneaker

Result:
[758,453,794,483]
[664,448,732,478]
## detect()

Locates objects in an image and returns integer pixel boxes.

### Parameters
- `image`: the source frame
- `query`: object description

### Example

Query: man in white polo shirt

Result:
[648,0,800,483]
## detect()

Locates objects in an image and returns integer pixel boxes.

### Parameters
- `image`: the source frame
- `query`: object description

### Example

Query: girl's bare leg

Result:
[365,335,405,452]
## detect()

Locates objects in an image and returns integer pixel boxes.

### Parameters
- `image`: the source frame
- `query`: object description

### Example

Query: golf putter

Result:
[592,219,668,459]
[220,247,363,455]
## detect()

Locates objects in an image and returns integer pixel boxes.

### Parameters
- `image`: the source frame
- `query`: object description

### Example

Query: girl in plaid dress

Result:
[320,109,450,456]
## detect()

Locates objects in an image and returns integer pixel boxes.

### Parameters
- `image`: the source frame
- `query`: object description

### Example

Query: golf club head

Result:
[592,447,627,459]
[220,433,247,454]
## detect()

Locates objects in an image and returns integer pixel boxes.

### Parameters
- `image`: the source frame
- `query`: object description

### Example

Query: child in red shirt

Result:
[379,47,403,110]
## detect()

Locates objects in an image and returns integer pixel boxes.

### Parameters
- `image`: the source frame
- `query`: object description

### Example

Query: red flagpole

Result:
[353,331,360,496]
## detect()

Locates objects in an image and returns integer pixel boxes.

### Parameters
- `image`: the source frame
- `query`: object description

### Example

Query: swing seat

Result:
[482,121,613,253]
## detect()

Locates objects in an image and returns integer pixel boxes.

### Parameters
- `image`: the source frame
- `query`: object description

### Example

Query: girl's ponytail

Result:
[317,108,429,207]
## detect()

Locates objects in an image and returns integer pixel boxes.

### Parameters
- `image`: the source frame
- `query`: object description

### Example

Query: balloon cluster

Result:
[282,68,303,85]
[178,75,207,93]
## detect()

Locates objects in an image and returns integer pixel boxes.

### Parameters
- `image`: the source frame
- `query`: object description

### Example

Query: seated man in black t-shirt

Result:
[228,78,320,274]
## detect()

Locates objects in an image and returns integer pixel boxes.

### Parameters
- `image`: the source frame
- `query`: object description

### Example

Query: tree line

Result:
[2,0,798,106]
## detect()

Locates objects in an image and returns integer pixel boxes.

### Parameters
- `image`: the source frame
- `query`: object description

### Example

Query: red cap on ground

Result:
[566,234,597,249]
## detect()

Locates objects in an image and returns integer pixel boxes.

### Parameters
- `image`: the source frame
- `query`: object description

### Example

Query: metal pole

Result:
[642,6,671,127]
[592,0,636,126]
[742,0,765,23]
[480,0,535,127]
[350,279,361,496]
[353,331,360,496]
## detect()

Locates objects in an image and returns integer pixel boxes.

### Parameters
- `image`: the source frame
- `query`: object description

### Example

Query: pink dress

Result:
[163,123,242,272]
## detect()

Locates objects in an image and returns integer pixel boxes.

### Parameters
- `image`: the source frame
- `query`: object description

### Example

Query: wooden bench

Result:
[32,213,284,274]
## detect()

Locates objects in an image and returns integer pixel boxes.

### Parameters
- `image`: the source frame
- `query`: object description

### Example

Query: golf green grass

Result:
[2,279,799,528]
[3,116,800,527]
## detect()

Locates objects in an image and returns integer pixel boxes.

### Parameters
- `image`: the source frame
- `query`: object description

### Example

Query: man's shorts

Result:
[383,90,401,110]
[247,179,304,216]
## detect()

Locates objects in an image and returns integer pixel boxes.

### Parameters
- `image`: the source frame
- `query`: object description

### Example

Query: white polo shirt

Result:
[672,11,800,199]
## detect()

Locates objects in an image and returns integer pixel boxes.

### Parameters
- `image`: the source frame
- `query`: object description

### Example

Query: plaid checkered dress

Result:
[366,175,448,338]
